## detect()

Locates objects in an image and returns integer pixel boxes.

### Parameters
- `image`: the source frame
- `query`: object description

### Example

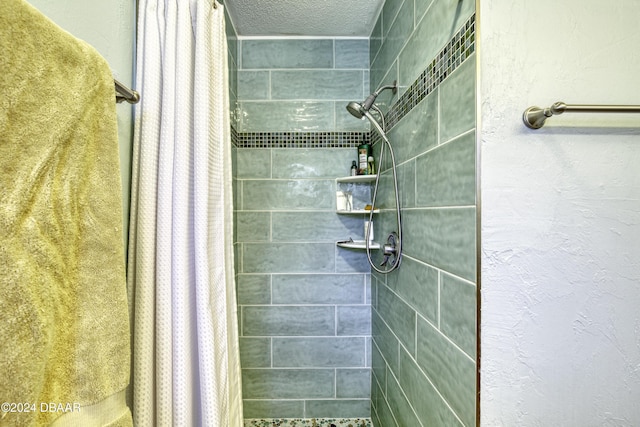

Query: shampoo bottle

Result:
[367,156,375,175]
[358,144,371,175]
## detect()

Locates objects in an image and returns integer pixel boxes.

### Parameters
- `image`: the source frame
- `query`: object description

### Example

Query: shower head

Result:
[346,101,366,119]
[346,80,397,119]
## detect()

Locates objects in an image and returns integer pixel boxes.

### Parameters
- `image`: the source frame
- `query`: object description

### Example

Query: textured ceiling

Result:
[224,0,385,37]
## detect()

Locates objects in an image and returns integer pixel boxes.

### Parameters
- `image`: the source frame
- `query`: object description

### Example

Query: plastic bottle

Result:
[358,144,371,175]
[350,160,358,176]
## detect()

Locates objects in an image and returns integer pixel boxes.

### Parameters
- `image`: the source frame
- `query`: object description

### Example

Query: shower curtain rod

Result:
[523,101,640,129]
[114,79,140,104]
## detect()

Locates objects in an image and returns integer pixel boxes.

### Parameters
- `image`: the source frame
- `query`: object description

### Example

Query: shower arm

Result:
[361,81,398,113]
[374,83,397,96]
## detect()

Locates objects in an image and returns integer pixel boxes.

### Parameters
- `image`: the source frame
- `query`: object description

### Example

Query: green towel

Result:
[0,1,132,426]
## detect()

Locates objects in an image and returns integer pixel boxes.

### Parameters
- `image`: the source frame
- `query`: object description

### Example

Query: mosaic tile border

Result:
[231,124,238,147]
[232,131,370,149]
[244,418,373,427]
[385,13,475,132]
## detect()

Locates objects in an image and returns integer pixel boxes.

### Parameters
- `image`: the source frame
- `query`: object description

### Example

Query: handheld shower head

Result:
[346,80,397,119]
[345,81,404,274]
[346,101,365,119]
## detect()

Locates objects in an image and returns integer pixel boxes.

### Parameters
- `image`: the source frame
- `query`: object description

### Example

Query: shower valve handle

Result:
[380,232,399,267]
[380,254,390,267]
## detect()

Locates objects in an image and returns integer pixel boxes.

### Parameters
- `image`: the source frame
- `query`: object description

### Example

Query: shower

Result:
[347,81,403,274]
[346,82,397,120]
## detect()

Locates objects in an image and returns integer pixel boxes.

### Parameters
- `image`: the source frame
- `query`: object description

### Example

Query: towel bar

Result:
[114,79,140,104]
[523,101,640,129]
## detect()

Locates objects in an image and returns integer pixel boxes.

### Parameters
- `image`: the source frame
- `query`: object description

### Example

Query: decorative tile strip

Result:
[244,418,373,427]
[231,123,239,147]
[385,13,476,132]
[233,131,370,149]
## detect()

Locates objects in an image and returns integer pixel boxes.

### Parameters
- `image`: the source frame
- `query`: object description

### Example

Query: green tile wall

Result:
[225,7,238,128]
[232,7,477,424]
[368,4,477,427]
[234,43,373,427]
[235,147,372,420]
[237,39,370,132]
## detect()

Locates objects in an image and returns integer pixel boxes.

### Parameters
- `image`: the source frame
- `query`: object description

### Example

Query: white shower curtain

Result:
[127,1,243,426]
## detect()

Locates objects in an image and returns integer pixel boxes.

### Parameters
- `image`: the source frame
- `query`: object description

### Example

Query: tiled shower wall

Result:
[237,39,369,132]
[229,1,478,424]
[225,5,237,117]
[368,1,477,426]
[233,39,374,420]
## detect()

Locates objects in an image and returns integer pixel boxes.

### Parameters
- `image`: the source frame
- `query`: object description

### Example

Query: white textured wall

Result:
[480,1,640,425]
[28,0,136,247]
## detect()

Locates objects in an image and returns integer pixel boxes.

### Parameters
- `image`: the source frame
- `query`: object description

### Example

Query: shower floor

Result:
[244,418,373,427]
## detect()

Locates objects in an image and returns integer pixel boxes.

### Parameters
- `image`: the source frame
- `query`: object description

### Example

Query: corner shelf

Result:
[335,174,379,214]
[336,240,380,250]
[337,209,379,215]
[336,174,377,184]
[335,174,378,251]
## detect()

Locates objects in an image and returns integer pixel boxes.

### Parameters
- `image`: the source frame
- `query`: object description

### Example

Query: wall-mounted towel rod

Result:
[114,79,140,104]
[523,102,640,129]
